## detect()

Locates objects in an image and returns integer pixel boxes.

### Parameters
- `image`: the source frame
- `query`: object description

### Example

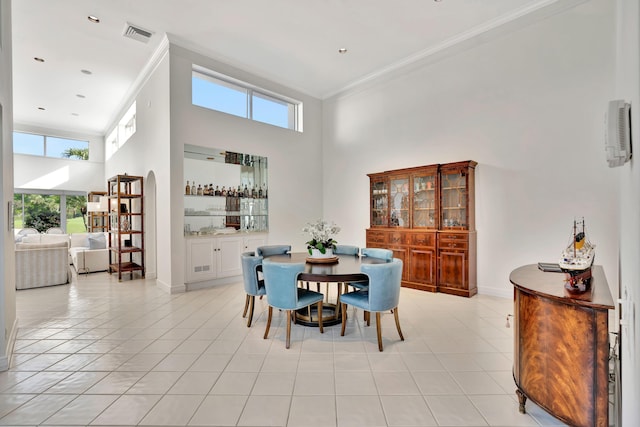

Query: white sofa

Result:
[69,232,109,273]
[15,241,70,290]
[19,232,69,245]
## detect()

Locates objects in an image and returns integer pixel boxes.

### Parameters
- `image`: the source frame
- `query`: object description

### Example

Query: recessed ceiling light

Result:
[338,48,347,54]
[71,113,80,116]
[88,15,100,23]
[80,69,92,75]
[37,107,45,111]
[76,94,86,98]
[34,57,45,63]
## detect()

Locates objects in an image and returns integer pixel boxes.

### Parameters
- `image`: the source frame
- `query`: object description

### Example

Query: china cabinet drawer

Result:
[438,233,468,243]
[410,232,435,247]
[388,231,407,246]
[366,230,388,245]
[439,241,468,250]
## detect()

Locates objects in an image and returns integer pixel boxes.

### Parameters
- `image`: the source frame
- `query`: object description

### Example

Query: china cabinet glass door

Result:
[370,178,388,227]
[412,173,437,228]
[389,176,409,228]
[440,170,468,229]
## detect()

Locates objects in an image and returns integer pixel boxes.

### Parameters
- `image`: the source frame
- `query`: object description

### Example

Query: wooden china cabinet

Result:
[366,161,477,297]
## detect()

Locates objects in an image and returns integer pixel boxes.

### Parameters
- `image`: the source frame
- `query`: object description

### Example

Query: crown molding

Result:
[325,0,589,99]
[101,35,170,135]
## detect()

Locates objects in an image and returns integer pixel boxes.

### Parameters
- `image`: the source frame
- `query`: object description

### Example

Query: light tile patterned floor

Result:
[1,271,571,426]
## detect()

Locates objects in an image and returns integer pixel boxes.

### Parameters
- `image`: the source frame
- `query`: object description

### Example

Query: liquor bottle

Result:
[190,182,196,195]
[221,186,227,197]
[215,186,220,196]
[237,185,243,198]
[203,184,209,196]
[197,184,203,196]
[209,184,214,196]
[244,185,249,198]
[185,181,191,195]
[258,185,263,198]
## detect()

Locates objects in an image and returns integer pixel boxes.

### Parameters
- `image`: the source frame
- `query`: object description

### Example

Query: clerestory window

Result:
[13,132,89,160]
[192,66,303,132]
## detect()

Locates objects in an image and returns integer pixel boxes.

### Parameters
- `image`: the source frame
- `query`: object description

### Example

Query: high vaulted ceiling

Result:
[11,0,577,136]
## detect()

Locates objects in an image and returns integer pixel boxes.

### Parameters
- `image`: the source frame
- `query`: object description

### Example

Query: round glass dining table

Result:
[262,252,389,326]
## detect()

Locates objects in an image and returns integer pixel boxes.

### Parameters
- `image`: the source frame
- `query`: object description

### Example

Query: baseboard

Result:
[186,275,241,292]
[156,278,186,294]
[477,285,512,299]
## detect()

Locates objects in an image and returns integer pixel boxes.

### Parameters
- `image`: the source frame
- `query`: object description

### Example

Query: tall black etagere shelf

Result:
[107,174,145,281]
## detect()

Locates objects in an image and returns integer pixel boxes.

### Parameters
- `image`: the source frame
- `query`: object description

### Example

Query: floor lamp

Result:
[83,197,108,275]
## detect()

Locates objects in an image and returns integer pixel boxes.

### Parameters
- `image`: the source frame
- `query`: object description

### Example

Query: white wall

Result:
[616,0,640,425]
[167,43,323,290]
[323,0,618,299]
[104,49,171,287]
[0,0,15,371]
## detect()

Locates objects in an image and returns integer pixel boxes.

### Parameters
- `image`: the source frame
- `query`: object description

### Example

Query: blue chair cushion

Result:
[340,290,370,311]
[296,288,324,309]
[349,282,369,290]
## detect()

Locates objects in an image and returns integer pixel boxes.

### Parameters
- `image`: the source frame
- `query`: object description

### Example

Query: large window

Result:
[13,132,89,159]
[14,191,87,233]
[192,66,302,132]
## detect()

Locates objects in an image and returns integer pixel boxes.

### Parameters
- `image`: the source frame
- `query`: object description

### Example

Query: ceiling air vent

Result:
[123,23,154,43]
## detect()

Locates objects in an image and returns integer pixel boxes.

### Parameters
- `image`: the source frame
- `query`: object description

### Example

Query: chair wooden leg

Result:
[341,303,347,336]
[246,295,255,327]
[242,294,250,318]
[376,312,383,352]
[263,306,273,339]
[394,306,405,341]
[286,310,292,349]
[318,301,324,333]
[365,311,370,326]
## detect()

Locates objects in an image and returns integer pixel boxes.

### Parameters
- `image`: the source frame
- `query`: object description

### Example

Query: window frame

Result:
[105,101,137,160]
[12,131,89,160]
[13,189,88,233]
[192,65,303,132]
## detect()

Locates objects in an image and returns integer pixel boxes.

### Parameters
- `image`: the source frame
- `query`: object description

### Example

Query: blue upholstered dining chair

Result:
[345,247,394,293]
[333,245,367,293]
[262,259,324,349]
[334,245,359,256]
[340,258,405,352]
[256,245,291,257]
[361,247,393,261]
[241,251,266,327]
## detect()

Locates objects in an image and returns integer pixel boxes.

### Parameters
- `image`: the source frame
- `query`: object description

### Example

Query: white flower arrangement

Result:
[302,219,341,255]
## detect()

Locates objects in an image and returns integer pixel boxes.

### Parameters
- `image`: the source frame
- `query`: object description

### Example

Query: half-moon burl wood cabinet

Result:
[510,264,614,427]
